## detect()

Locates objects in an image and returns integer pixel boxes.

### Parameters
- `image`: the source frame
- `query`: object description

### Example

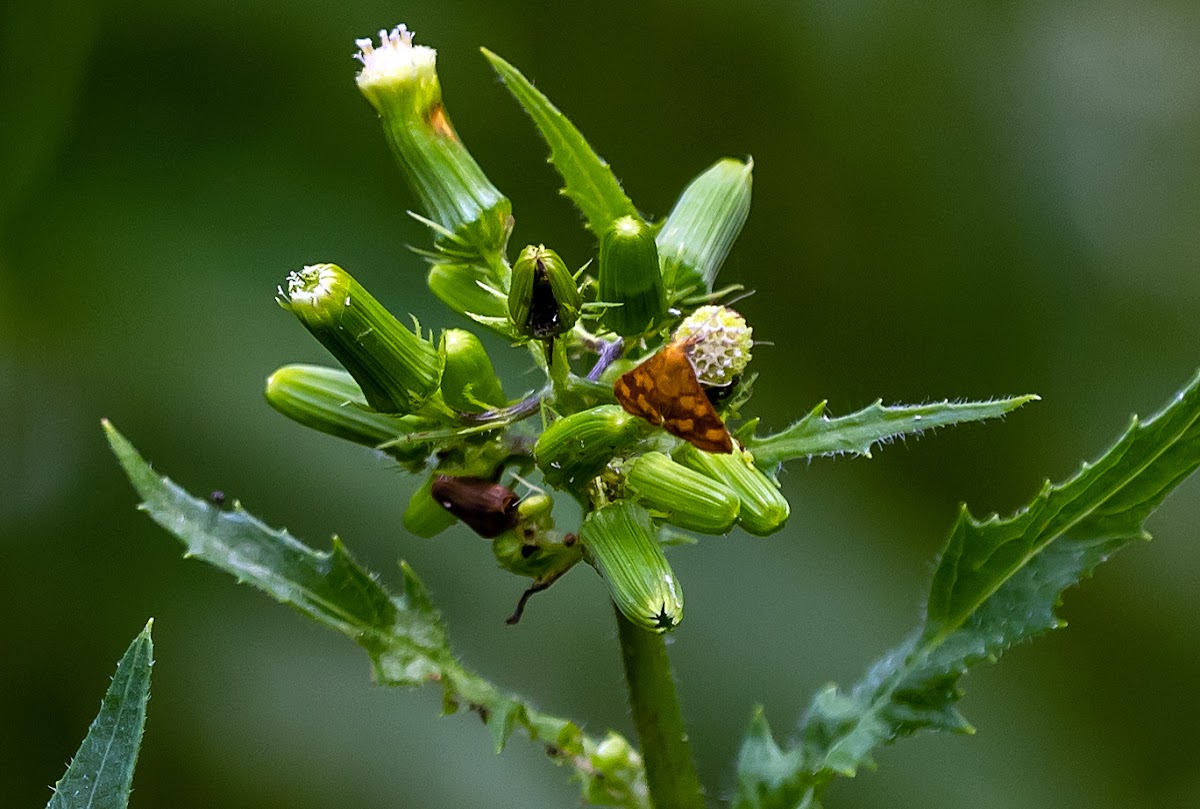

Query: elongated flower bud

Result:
[264,364,431,467]
[355,26,511,255]
[508,245,582,339]
[439,328,506,412]
[657,158,752,294]
[625,452,740,535]
[598,216,667,336]
[278,263,442,415]
[675,444,790,536]
[403,474,459,538]
[430,475,518,538]
[581,502,683,632]
[535,404,644,488]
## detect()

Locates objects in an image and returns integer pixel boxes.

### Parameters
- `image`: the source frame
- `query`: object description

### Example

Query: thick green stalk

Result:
[615,607,705,809]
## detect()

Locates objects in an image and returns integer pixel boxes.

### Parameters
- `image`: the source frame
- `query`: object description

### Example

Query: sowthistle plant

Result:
[57,21,1200,809]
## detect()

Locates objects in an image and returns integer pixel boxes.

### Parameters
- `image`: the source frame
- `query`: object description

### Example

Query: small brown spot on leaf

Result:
[427,103,458,141]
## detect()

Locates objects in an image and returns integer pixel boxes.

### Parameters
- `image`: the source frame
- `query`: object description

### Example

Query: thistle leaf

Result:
[103,421,648,809]
[482,48,638,234]
[745,395,1039,468]
[735,370,1200,808]
[47,621,153,809]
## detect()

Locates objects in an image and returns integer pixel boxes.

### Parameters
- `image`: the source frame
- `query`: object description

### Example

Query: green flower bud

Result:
[598,215,667,336]
[584,732,644,807]
[438,328,506,412]
[625,451,740,535]
[278,263,442,415]
[492,494,582,581]
[581,501,683,632]
[657,157,753,294]
[403,474,459,538]
[535,404,644,488]
[591,733,637,773]
[264,364,431,468]
[508,245,582,339]
[672,305,754,386]
[675,444,789,536]
[355,26,511,255]
[427,260,510,324]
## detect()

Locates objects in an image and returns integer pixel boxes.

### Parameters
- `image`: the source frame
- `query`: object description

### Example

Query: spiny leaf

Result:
[47,621,153,809]
[482,48,638,234]
[735,370,1200,808]
[103,421,648,809]
[745,396,1039,469]
[734,708,812,809]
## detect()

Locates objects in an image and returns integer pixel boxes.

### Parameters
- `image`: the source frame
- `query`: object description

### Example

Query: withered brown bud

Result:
[431,475,519,538]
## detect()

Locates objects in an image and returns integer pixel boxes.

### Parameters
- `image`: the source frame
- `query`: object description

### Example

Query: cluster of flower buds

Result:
[265,23,783,635]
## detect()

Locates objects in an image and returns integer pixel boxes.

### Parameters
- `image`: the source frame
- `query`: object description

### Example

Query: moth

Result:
[613,339,734,454]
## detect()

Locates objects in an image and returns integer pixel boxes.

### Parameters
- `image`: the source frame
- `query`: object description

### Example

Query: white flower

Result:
[354,25,437,89]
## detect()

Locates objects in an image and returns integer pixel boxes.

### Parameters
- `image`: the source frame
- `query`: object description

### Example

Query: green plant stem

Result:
[615,606,705,809]
[550,336,571,401]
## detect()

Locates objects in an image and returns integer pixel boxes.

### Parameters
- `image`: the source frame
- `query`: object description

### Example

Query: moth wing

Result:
[614,356,668,424]
[656,347,734,454]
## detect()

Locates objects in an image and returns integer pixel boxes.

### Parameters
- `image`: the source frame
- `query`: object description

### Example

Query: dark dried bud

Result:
[508,245,582,340]
[430,475,519,538]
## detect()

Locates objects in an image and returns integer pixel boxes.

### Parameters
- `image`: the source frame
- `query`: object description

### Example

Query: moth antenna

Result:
[723,288,757,307]
[507,472,545,498]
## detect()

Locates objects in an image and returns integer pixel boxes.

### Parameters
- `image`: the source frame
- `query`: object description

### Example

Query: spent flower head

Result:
[674,305,754,386]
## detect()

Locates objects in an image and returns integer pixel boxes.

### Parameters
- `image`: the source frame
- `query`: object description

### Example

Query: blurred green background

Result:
[3,1,1199,806]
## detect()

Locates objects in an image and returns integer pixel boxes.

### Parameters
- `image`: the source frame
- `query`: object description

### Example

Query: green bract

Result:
[598,216,667,337]
[278,264,442,415]
[581,501,684,632]
[508,244,582,340]
[625,452,740,535]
